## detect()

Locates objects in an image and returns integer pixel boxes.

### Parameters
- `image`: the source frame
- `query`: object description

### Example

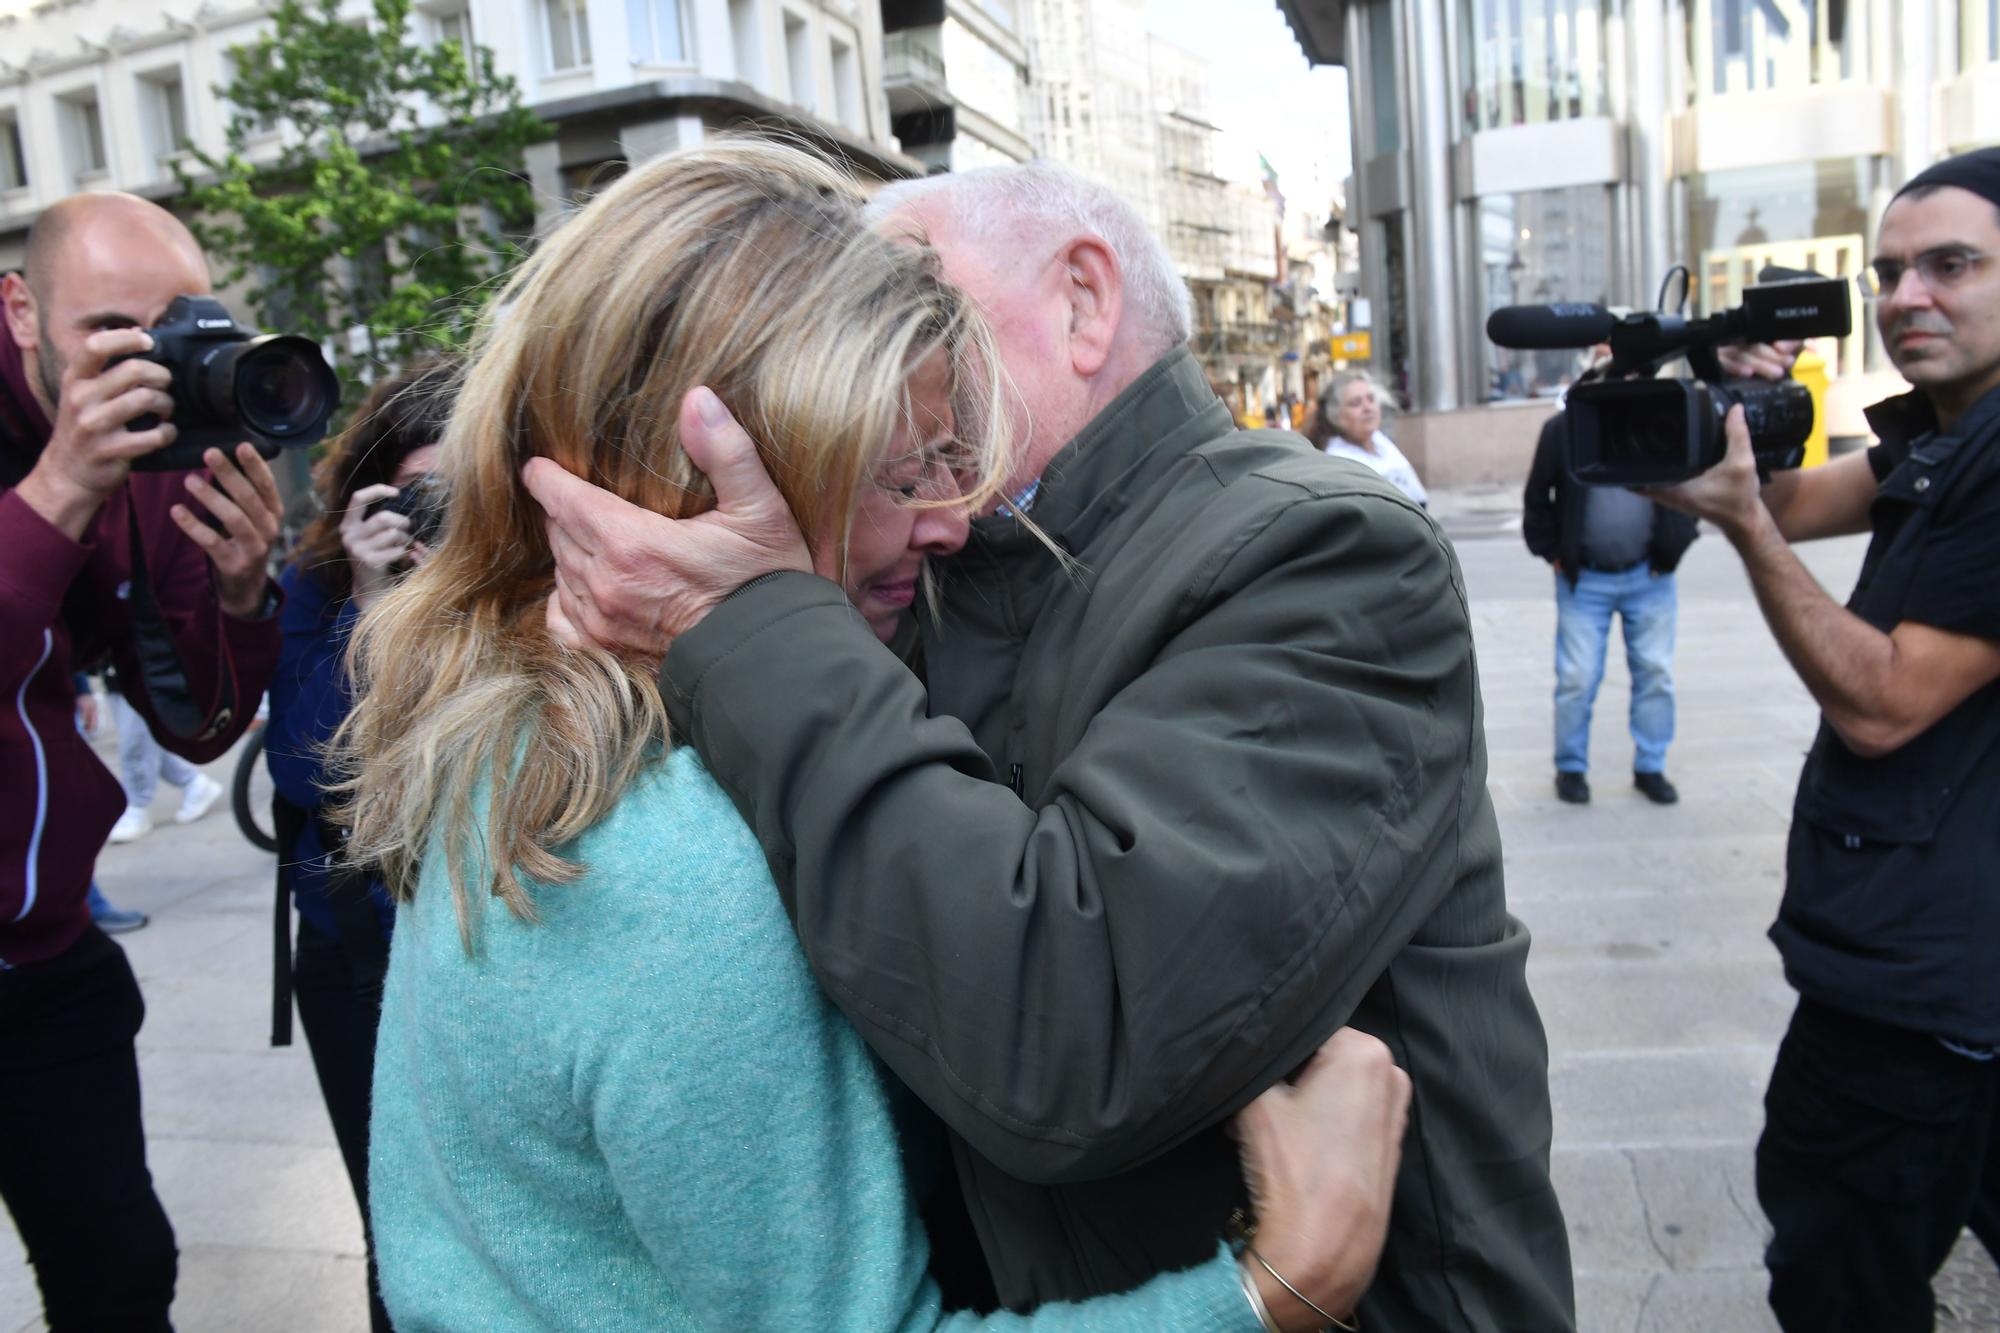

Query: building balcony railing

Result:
[1193,320,1289,355]
[884,31,947,91]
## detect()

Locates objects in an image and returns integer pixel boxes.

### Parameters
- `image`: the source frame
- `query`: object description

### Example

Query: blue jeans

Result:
[1554,565,1677,775]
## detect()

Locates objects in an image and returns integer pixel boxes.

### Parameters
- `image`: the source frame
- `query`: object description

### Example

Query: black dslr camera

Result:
[1485,270,1852,485]
[121,295,341,472]
[365,473,449,552]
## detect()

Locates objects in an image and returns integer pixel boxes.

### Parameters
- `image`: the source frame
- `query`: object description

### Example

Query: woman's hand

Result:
[1233,1028,1411,1331]
[341,482,415,611]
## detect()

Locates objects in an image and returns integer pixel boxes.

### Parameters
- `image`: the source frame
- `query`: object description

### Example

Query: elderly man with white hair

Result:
[525,158,1574,1331]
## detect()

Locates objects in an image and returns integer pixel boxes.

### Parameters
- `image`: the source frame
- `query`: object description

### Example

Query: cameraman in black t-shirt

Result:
[1655,147,2000,1332]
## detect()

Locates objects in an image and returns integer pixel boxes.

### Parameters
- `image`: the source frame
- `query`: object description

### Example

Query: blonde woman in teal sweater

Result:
[334,140,1408,1332]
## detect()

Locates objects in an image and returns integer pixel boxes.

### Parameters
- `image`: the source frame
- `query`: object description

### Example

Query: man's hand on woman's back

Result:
[1233,1028,1411,1330]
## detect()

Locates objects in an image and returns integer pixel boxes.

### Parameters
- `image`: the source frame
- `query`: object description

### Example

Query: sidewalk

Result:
[2,488,1993,1331]
[0,739,369,1333]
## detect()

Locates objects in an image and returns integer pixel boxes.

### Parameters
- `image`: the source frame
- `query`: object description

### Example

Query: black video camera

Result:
[1485,270,1852,485]
[120,295,341,472]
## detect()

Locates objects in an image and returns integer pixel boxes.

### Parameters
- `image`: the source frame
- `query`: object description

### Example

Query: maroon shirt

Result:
[0,317,279,965]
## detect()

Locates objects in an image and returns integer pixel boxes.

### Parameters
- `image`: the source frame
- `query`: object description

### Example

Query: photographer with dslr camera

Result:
[1650,148,2000,1331]
[0,192,290,1329]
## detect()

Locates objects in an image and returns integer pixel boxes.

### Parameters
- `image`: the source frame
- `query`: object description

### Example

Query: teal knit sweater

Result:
[369,748,1257,1330]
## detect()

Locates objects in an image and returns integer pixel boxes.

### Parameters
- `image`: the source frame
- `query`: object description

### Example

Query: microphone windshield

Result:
[1486,303,1616,350]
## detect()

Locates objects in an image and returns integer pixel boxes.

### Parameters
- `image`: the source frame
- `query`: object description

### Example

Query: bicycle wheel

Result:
[232,723,279,854]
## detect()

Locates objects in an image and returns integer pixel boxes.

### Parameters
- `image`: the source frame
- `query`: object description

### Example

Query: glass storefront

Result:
[1458,0,1607,134]
[1690,0,1866,98]
[1380,215,1411,406]
[1686,156,1871,375]
[1477,184,1612,401]
[1366,0,1401,156]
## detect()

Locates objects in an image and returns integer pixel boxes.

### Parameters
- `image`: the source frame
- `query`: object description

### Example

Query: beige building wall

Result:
[0,0,911,269]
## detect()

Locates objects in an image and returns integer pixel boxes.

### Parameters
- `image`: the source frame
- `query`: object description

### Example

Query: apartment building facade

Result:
[879,0,1033,171]
[1276,0,2000,487]
[0,0,917,267]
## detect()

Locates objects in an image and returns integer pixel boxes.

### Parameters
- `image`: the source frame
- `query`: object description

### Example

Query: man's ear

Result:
[1060,236,1122,378]
[1,272,38,352]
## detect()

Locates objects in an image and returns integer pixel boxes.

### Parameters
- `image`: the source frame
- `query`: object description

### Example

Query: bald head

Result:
[24,193,208,306]
[4,191,211,415]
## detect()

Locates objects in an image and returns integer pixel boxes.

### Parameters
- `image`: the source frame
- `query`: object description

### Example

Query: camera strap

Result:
[122,497,240,744]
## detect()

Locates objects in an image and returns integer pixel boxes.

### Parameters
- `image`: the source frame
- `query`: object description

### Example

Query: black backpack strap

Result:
[270,793,309,1047]
[125,500,238,744]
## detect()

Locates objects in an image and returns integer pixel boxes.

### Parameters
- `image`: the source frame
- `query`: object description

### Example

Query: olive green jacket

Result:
[661,348,1575,1330]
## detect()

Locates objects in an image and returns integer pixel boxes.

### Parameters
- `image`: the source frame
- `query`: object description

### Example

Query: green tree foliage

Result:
[177,0,550,386]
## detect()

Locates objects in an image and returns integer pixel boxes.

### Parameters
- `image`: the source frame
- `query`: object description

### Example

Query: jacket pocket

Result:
[1795,699,2000,846]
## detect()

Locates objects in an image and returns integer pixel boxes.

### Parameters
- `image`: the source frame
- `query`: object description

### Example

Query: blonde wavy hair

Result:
[329,139,1011,944]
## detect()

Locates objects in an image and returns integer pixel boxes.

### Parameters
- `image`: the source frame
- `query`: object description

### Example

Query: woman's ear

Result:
[1060,236,1123,378]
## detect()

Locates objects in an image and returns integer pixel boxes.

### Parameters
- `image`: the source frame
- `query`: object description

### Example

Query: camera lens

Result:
[233,337,335,437]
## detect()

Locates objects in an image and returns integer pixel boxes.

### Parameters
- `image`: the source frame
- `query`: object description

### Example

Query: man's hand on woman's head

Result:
[522,386,811,660]
[1233,1028,1410,1331]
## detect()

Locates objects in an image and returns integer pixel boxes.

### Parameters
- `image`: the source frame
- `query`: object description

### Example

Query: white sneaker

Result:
[109,807,153,844]
[175,773,224,825]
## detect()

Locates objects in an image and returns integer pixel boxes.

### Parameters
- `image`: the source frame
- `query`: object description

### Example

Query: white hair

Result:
[864,160,1194,357]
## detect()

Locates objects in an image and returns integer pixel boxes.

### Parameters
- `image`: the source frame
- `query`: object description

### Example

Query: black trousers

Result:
[293,915,391,1333]
[0,926,176,1331]
[1758,997,2000,1333]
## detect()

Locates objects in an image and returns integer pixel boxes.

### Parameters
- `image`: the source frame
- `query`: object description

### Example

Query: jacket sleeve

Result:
[264,567,356,813]
[662,493,1484,1184]
[1520,414,1565,561]
[0,489,93,686]
[106,476,280,764]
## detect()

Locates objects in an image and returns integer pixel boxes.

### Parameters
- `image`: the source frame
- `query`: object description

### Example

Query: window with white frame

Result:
[628,0,686,64]
[1691,0,1867,97]
[138,68,192,171]
[0,111,26,191]
[435,6,475,67]
[544,0,593,72]
[58,91,107,182]
[222,55,280,135]
[784,11,814,111]
[1458,0,1606,133]
[728,0,763,84]
[829,35,860,129]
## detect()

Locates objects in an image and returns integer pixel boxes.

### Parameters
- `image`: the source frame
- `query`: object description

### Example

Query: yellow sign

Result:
[1792,348,1829,469]
[1330,332,1372,360]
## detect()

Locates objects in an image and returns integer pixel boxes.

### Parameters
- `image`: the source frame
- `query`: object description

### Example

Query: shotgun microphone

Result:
[1485,303,1617,350]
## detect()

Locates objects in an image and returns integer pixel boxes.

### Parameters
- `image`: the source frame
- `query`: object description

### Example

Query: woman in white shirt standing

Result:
[1311,370,1429,508]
